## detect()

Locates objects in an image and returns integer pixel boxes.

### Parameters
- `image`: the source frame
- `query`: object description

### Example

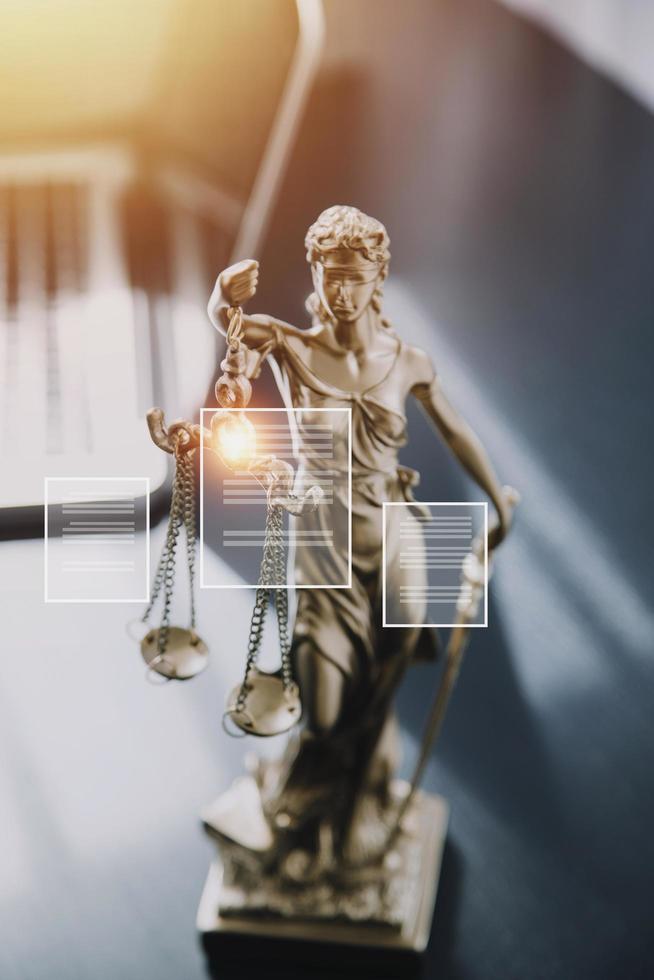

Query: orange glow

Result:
[0,1,178,136]
[214,413,256,468]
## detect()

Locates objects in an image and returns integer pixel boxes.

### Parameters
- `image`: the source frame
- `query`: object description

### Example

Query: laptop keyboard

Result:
[0,157,228,514]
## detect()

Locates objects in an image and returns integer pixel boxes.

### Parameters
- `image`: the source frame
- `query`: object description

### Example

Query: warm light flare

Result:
[0,0,178,136]
[214,413,257,468]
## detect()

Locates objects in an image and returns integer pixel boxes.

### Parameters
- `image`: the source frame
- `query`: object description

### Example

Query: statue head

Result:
[305,205,390,325]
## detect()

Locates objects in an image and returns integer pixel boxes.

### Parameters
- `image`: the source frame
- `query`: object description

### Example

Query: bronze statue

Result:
[146,205,516,940]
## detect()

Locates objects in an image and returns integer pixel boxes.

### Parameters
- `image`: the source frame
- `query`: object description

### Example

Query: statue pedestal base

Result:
[197,783,448,965]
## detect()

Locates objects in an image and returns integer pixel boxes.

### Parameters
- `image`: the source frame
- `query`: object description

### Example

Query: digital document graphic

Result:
[44,476,149,602]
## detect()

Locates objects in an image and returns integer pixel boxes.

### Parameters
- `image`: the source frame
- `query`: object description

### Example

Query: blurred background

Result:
[0,1,652,978]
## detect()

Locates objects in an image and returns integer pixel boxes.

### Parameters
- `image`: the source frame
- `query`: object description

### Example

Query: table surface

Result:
[1,440,652,980]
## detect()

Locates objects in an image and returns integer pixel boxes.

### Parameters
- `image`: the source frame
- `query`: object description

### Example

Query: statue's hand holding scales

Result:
[212,258,259,312]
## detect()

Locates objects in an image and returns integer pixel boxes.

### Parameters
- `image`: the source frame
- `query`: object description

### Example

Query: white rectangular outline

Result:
[199,407,352,590]
[382,501,488,628]
[44,476,150,604]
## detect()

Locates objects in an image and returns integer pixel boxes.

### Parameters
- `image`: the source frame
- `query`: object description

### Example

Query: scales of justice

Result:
[134,206,518,956]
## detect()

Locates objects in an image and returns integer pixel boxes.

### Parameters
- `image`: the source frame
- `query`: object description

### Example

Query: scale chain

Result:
[236,500,293,713]
[271,506,293,691]
[140,437,196,659]
[180,451,197,631]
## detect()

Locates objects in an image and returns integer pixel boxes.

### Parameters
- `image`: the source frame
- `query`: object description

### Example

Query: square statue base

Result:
[197,789,448,970]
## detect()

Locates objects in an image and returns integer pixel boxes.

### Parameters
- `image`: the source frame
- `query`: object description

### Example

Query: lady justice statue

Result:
[189,205,515,934]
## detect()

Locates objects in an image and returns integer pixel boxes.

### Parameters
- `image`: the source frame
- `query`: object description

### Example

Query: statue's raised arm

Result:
[207,259,308,379]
